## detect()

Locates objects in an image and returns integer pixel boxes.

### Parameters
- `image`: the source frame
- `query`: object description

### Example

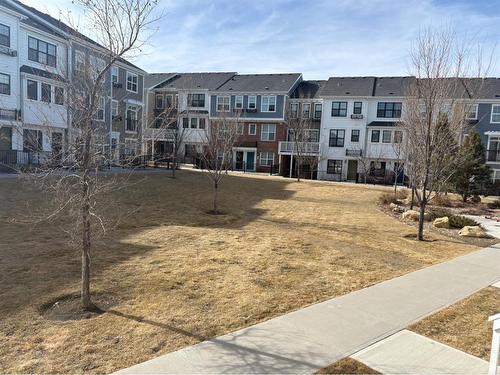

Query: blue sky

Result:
[22,0,500,79]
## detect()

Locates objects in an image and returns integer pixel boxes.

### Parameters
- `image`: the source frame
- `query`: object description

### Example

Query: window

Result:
[199,118,206,130]
[314,103,322,119]
[260,152,274,166]
[377,102,402,118]
[27,80,38,100]
[261,124,276,141]
[331,101,347,117]
[54,87,64,105]
[23,129,42,152]
[111,100,118,117]
[371,130,380,143]
[351,129,360,142]
[75,50,85,72]
[0,23,10,47]
[467,104,478,120]
[95,97,105,121]
[41,83,51,103]
[190,118,198,129]
[248,123,256,135]
[126,105,138,131]
[165,95,173,108]
[155,94,164,109]
[235,95,243,109]
[327,160,342,175]
[125,139,137,156]
[353,102,362,115]
[126,72,138,93]
[217,96,230,112]
[290,102,298,118]
[394,130,403,144]
[302,103,311,118]
[0,73,10,95]
[261,96,276,112]
[182,117,189,128]
[111,66,119,84]
[248,95,256,109]
[491,105,500,124]
[28,36,56,67]
[329,129,345,147]
[188,93,205,108]
[382,130,391,143]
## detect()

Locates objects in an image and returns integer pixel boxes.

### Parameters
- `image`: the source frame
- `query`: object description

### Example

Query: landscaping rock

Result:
[433,216,450,229]
[458,226,488,238]
[402,210,430,221]
[390,203,405,213]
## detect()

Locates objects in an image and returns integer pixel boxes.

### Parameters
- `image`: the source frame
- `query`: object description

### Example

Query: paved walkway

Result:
[465,215,500,239]
[353,329,494,374]
[115,246,500,374]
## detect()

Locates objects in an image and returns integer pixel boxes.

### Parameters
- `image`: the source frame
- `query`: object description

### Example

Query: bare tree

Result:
[201,112,241,214]
[403,27,490,240]
[23,0,161,311]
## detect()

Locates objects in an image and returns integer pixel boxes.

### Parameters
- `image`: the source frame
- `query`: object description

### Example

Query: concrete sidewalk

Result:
[116,245,500,374]
[465,215,500,239]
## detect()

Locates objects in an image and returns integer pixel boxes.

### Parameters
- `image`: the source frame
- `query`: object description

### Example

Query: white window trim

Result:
[125,104,138,132]
[370,129,381,143]
[248,123,256,135]
[94,96,105,121]
[126,71,138,93]
[75,50,85,73]
[111,99,119,117]
[261,95,277,112]
[382,130,392,143]
[261,123,276,141]
[111,66,119,83]
[259,152,274,166]
[155,93,164,109]
[235,95,244,109]
[247,95,257,109]
[467,103,478,120]
[217,95,230,112]
[491,104,500,124]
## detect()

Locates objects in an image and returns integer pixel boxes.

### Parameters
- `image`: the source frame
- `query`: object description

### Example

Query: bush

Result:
[470,195,481,204]
[379,190,408,205]
[428,207,453,220]
[487,199,500,209]
[448,215,478,229]
[433,194,454,207]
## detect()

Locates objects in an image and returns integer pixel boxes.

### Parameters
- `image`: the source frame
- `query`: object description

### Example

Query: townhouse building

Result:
[280,80,325,178]
[0,0,144,168]
[210,73,302,172]
[143,72,235,162]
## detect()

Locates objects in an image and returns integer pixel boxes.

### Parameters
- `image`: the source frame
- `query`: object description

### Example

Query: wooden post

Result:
[489,313,500,375]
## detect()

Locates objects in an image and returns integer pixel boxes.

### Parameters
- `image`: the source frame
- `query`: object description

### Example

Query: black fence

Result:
[0,150,51,171]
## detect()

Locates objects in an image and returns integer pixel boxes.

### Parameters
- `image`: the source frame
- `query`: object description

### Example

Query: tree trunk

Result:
[81,199,92,310]
[410,186,415,210]
[172,153,176,178]
[213,181,218,214]
[296,157,301,182]
[417,196,427,241]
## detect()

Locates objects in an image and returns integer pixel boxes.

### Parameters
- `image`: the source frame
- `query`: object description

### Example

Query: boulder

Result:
[458,226,488,238]
[402,210,430,221]
[390,203,405,213]
[433,216,450,228]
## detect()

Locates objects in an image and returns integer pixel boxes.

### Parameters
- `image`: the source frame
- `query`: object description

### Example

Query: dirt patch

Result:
[410,287,500,360]
[40,293,119,321]
[316,357,380,374]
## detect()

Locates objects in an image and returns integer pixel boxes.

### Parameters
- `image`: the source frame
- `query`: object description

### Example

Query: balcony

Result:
[346,149,362,157]
[487,150,500,163]
[143,127,174,140]
[278,141,320,155]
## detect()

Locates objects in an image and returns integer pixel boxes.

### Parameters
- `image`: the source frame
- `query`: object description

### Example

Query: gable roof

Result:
[145,73,178,89]
[153,72,237,91]
[321,77,376,97]
[373,76,415,97]
[216,73,302,93]
[7,0,143,71]
[290,80,326,99]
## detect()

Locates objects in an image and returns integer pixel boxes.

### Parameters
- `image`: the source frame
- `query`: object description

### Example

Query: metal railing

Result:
[346,149,362,157]
[0,150,51,168]
[278,141,320,155]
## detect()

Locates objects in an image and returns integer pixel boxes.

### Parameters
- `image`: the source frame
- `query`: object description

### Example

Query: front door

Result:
[246,151,255,171]
[347,160,358,181]
[235,151,244,170]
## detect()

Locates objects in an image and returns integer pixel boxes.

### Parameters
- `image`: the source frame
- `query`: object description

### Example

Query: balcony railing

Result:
[143,127,175,140]
[0,108,20,121]
[346,149,362,157]
[278,141,320,155]
[487,150,500,162]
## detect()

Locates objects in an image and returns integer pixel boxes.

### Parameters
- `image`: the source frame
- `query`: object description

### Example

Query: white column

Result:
[489,314,500,375]
[289,154,293,178]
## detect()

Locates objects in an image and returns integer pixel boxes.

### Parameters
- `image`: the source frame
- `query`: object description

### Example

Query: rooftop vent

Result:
[389,92,394,95]
[265,86,269,90]
[345,92,350,95]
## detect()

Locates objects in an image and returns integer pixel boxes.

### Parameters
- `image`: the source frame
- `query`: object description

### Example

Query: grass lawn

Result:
[0,170,483,373]
[410,286,500,360]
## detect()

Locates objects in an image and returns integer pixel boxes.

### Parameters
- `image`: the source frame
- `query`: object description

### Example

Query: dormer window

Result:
[0,24,10,47]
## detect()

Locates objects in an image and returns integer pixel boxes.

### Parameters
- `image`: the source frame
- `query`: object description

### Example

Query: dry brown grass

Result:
[410,287,500,360]
[0,170,483,373]
[316,357,379,374]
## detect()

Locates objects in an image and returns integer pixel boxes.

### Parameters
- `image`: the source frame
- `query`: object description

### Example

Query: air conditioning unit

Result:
[0,45,17,57]
[246,108,257,113]
[351,114,363,119]
[112,82,122,88]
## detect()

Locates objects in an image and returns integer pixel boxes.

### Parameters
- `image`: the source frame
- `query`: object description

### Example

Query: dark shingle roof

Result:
[8,0,143,71]
[145,73,177,89]
[373,77,415,97]
[461,78,500,99]
[20,65,66,82]
[290,80,326,99]
[216,73,302,93]
[321,77,376,97]
[154,72,237,91]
